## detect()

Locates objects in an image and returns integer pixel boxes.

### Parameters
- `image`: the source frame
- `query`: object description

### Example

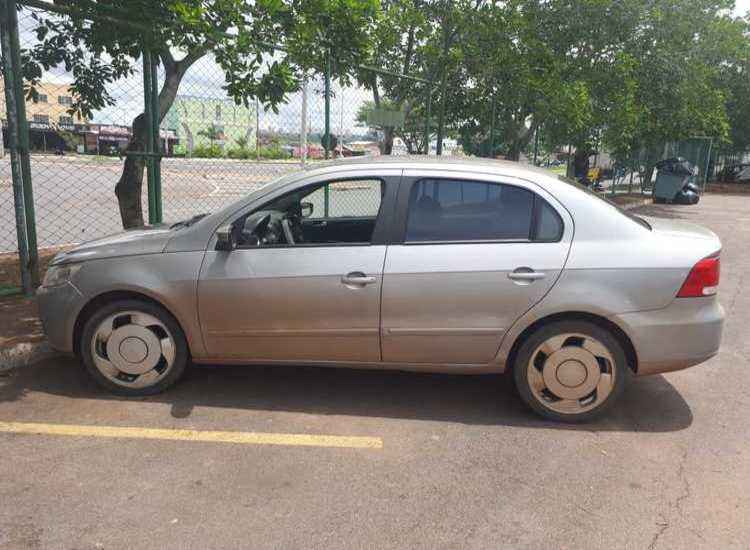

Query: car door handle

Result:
[508,269,546,282]
[341,272,376,286]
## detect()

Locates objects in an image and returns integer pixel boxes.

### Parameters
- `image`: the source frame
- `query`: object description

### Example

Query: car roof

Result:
[296,155,557,180]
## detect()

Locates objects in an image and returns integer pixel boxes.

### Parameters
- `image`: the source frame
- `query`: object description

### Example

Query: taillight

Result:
[677,254,720,297]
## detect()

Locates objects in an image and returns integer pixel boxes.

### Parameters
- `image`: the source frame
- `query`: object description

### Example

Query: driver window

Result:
[303,180,383,219]
[236,179,384,248]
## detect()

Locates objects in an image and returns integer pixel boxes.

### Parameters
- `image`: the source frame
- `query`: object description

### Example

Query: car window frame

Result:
[230,174,398,250]
[392,175,565,245]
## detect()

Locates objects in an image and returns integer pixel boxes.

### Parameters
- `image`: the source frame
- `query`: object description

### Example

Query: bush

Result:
[192,144,224,158]
[226,147,252,159]
[258,143,291,160]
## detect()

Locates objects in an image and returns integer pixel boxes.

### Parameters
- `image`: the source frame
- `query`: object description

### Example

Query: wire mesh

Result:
[4,2,730,290]
[1,5,388,289]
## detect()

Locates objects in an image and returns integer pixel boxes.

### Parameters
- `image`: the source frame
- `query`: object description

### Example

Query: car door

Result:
[197,170,400,363]
[381,170,573,365]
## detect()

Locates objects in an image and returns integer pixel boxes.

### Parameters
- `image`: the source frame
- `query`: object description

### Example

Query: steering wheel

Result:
[281,218,295,245]
[243,213,272,245]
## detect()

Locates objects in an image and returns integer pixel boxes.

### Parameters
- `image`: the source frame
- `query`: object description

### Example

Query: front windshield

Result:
[556,175,651,230]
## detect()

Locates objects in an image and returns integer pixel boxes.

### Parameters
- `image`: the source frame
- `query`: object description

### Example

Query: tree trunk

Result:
[573,148,591,181]
[115,114,148,228]
[506,143,521,161]
[382,127,395,155]
[114,56,193,228]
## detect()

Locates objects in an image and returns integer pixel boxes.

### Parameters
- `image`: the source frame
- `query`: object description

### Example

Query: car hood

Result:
[52,226,174,265]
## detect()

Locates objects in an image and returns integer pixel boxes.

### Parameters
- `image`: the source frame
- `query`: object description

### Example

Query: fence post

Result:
[255,97,260,161]
[149,52,162,222]
[6,0,38,287]
[323,59,331,211]
[300,76,308,166]
[0,0,32,293]
[423,87,432,155]
[436,65,447,156]
[142,48,157,224]
[324,47,331,160]
[488,93,496,158]
[703,138,713,192]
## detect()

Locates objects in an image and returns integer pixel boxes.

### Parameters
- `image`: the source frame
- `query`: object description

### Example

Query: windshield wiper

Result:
[170,213,209,229]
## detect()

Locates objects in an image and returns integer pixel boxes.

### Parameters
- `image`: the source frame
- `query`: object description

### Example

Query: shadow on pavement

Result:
[0,356,692,433]
[630,203,694,219]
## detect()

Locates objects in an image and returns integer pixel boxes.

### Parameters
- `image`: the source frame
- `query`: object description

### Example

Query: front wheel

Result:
[80,299,189,396]
[513,321,630,422]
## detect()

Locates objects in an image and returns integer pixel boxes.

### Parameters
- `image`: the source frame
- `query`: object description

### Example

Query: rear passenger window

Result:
[535,199,564,241]
[405,179,535,242]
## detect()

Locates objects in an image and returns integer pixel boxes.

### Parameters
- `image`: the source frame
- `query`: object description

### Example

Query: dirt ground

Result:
[0,247,66,291]
[0,296,43,350]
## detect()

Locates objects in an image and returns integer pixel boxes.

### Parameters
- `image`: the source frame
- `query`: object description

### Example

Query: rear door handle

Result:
[508,269,546,282]
[341,271,376,286]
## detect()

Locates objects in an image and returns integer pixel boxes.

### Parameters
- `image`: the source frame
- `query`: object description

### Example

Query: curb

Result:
[617,198,652,210]
[0,341,57,372]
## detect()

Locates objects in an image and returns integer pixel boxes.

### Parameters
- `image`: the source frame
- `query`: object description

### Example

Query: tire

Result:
[80,299,189,396]
[512,320,630,423]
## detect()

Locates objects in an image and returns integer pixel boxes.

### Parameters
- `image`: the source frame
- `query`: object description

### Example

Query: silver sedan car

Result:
[37,157,724,422]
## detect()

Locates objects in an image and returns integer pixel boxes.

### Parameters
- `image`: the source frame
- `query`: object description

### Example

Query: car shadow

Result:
[0,357,693,433]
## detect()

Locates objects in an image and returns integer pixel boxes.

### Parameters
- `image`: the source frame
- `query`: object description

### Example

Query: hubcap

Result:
[527,333,615,414]
[91,311,176,388]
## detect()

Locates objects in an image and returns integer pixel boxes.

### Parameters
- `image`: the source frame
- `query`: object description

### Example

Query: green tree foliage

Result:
[22,0,378,227]
[363,0,747,172]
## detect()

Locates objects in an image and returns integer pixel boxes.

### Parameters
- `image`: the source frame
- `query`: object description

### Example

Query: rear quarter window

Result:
[534,198,564,241]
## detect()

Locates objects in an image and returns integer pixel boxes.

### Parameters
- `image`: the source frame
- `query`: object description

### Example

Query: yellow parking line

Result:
[0,421,382,450]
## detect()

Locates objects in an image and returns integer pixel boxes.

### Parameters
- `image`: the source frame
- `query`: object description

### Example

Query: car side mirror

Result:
[300,201,314,218]
[215,224,236,251]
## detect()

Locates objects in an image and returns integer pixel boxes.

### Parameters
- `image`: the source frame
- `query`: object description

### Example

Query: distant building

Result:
[82,124,177,156]
[164,95,256,155]
[1,80,88,152]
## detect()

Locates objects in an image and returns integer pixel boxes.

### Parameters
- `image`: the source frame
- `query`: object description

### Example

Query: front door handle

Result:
[508,268,546,282]
[341,271,376,286]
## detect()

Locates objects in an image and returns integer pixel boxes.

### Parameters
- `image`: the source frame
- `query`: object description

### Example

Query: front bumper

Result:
[613,297,724,376]
[36,281,85,353]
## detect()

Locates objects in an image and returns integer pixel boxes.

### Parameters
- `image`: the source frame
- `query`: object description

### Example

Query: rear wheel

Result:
[513,321,629,422]
[80,299,189,396]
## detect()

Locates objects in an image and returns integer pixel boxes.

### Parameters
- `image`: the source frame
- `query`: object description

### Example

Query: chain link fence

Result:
[158,65,380,221]
[0,1,733,293]
[1,2,392,291]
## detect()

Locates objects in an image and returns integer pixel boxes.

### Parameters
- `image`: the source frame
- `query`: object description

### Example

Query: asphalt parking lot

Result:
[1,193,749,549]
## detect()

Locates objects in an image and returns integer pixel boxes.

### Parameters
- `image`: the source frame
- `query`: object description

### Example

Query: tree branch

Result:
[176,46,209,76]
